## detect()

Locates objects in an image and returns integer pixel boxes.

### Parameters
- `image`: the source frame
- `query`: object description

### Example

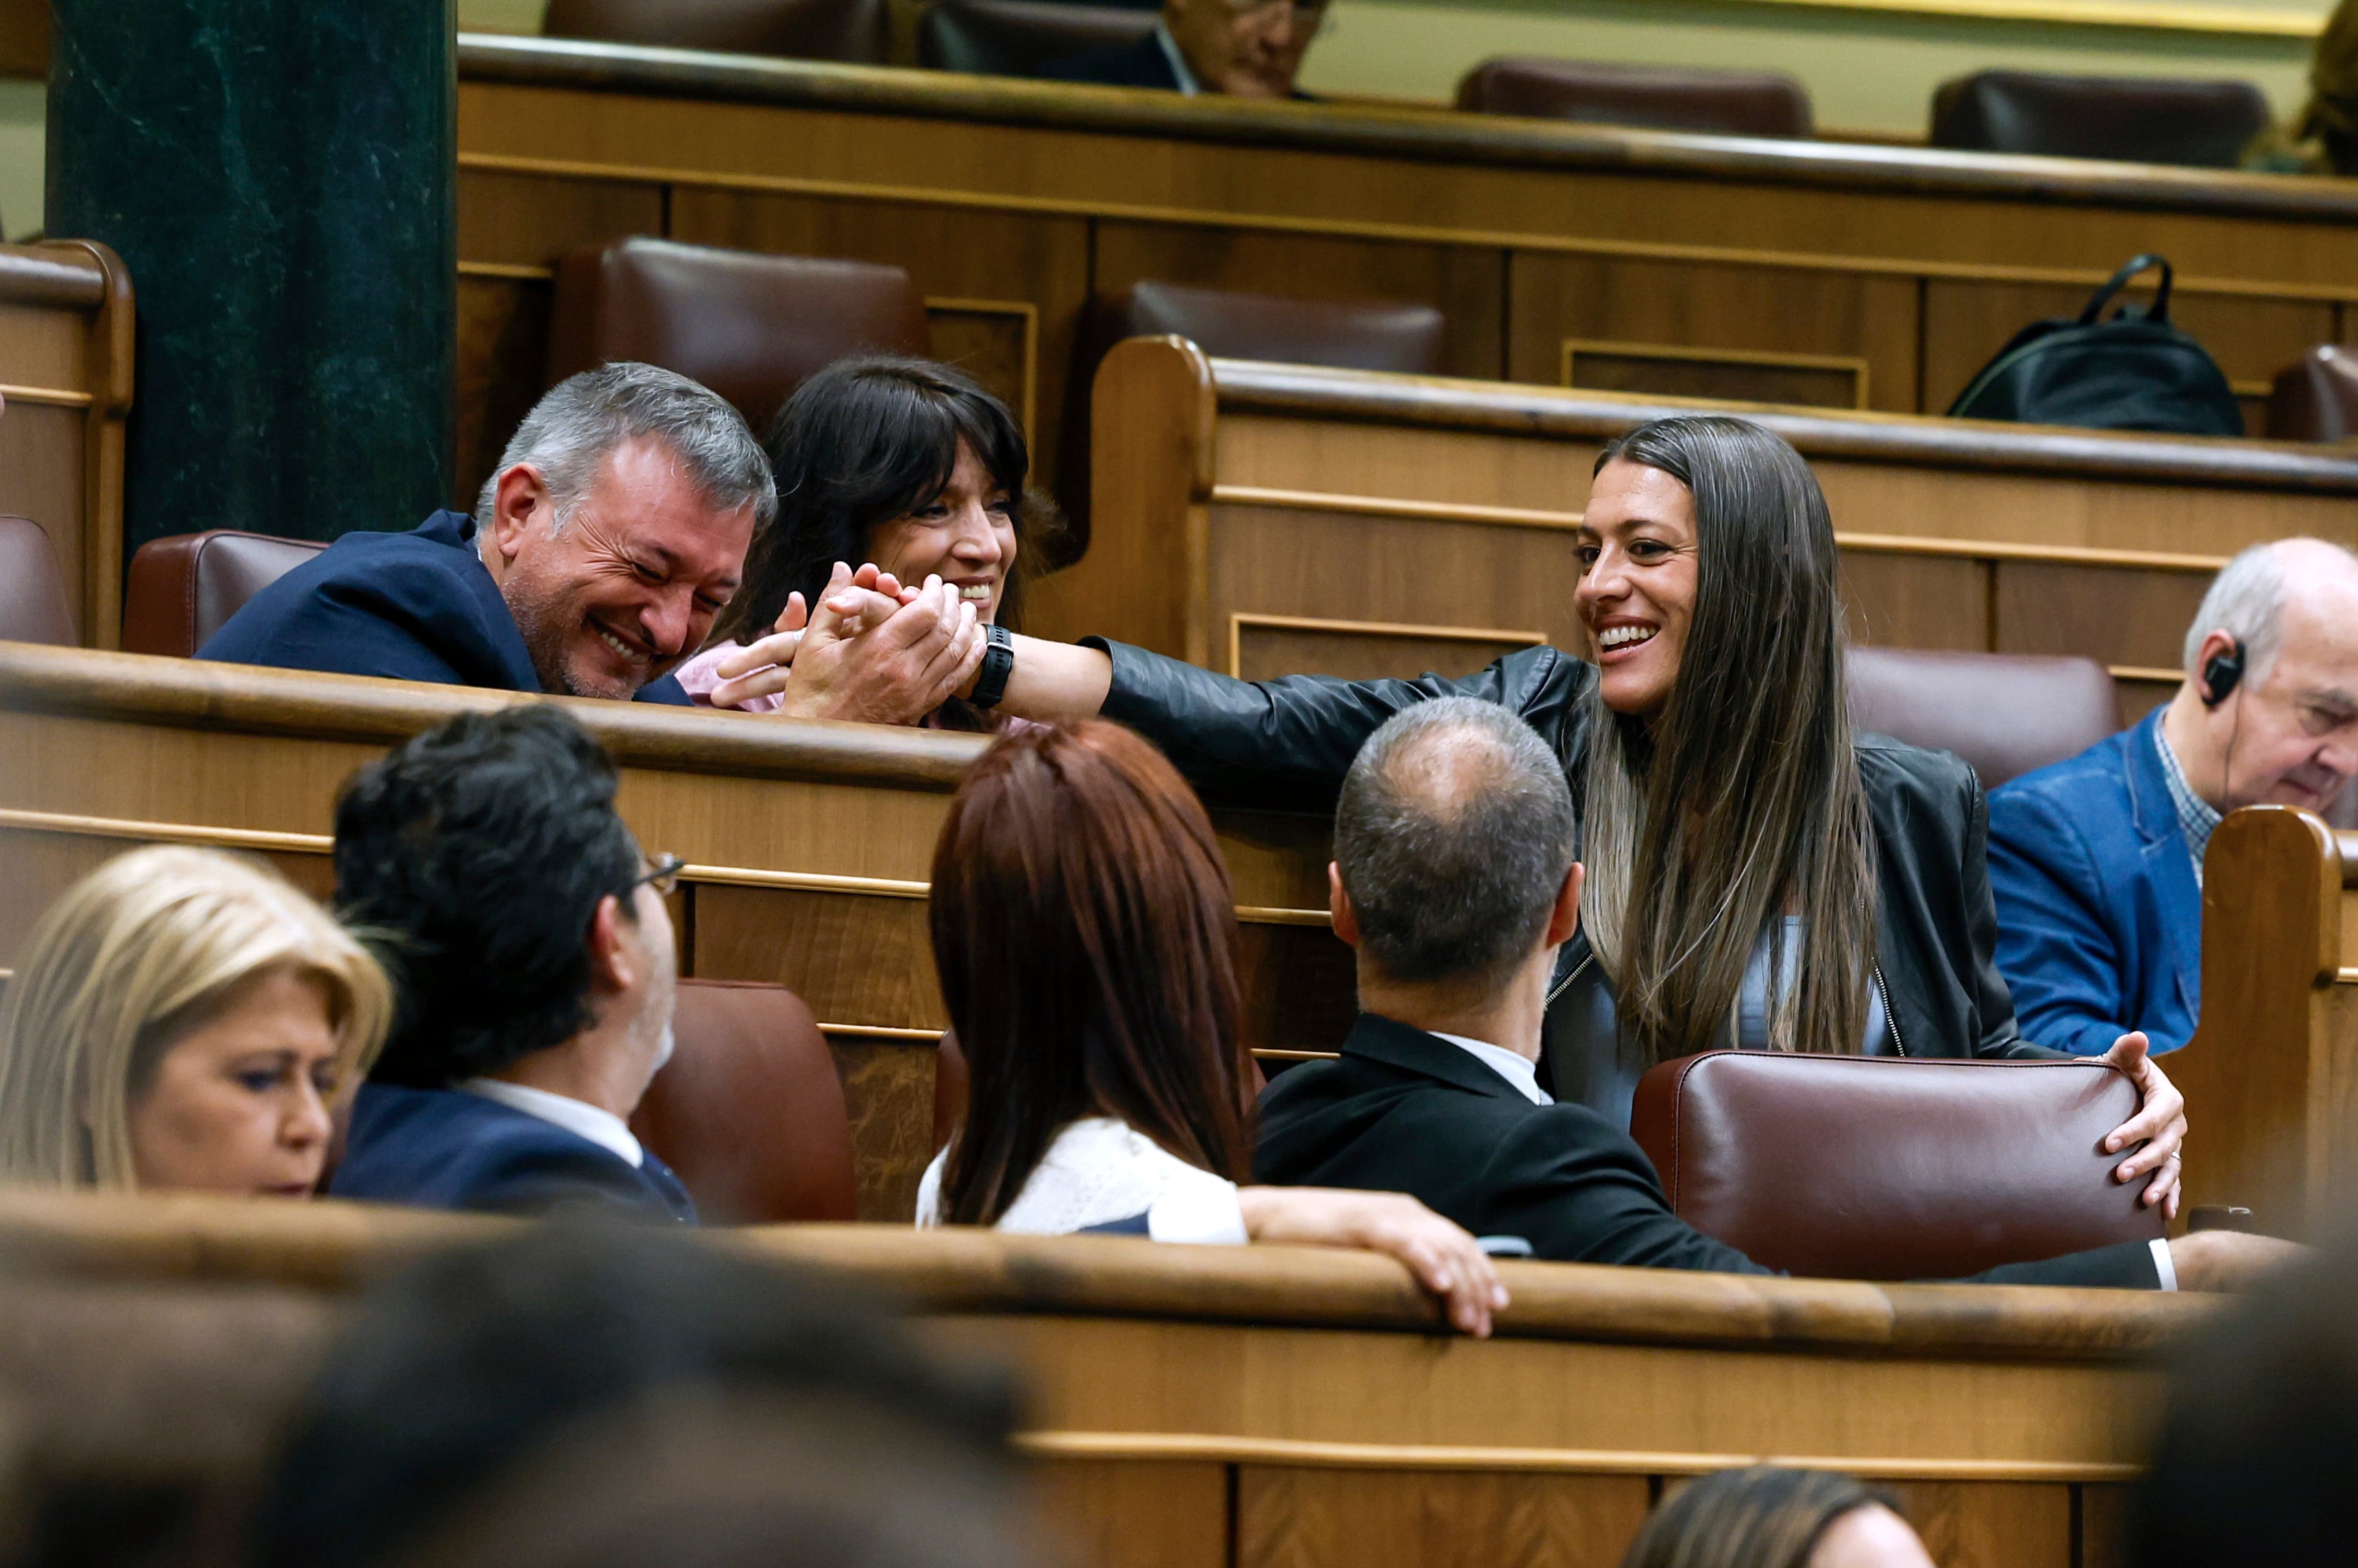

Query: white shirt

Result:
[1418,1032,2174,1290]
[1432,1031,1551,1105]
[459,1078,645,1168]
[916,1116,1247,1243]
[1153,21,1202,95]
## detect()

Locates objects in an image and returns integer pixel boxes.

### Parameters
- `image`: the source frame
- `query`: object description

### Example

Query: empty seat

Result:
[632,977,859,1223]
[1629,1050,2165,1279]
[542,0,890,62]
[1929,70,2272,168]
[546,237,931,435]
[121,530,326,659]
[921,0,1160,77]
[1847,646,2117,789]
[2265,345,2358,443]
[0,516,75,646]
[1455,58,1812,140]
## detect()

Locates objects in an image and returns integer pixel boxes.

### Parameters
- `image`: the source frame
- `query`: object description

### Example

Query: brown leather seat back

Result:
[632,977,858,1223]
[1847,646,2116,789]
[1455,58,1812,139]
[1105,281,1448,376]
[547,238,930,435]
[542,0,890,61]
[1629,1051,2164,1279]
[1929,70,2270,168]
[2265,345,2358,443]
[0,516,75,646]
[121,530,328,658]
[920,0,1159,76]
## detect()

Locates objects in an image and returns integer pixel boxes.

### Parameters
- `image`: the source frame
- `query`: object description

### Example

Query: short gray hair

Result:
[474,362,777,539]
[1334,697,1577,987]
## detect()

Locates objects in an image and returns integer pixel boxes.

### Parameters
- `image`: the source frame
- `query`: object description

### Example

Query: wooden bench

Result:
[1030,339,2358,720]
[0,1188,2206,1568]
[455,34,2358,512]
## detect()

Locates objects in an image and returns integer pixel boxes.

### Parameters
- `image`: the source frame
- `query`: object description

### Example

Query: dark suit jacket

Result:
[1254,1014,2161,1288]
[1036,31,1181,90]
[329,1082,697,1222]
[1988,709,2199,1056]
[197,511,690,704]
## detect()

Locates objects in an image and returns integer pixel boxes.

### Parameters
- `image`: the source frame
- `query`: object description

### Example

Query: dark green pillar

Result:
[48,1,455,555]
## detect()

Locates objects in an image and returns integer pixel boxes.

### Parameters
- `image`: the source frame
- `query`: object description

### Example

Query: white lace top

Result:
[914,1116,1248,1243]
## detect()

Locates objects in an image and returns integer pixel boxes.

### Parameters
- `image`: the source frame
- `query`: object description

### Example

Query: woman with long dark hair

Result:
[1620,1467,1933,1568]
[925,414,2189,1214]
[674,356,1055,730]
[916,719,1508,1336]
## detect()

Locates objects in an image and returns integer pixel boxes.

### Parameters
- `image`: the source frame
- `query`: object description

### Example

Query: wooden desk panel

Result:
[454,36,2358,511]
[0,1195,2205,1568]
[1034,340,2358,725]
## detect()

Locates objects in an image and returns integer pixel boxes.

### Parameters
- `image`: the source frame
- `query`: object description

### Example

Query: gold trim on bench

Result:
[1561,339,1872,411]
[819,1023,946,1041]
[1834,532,2230,571]
[457,260,557,282]
[1213,485,1584,530]
[1228,613,1549,681]
[2110,665,2185,685]
[1012,1431,2144,1482]
[924,296,1040,441]
[0,382,96,409]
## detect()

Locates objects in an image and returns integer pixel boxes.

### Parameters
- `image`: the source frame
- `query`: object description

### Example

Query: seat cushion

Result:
[920,0,1159,76]
[542,0,891,62]
[1847,646,2117,789]
[632,978,858,1223]
[1104,280,1448,376]
[1455,57,1812,139]
[1930,70,2271,168]
[546,238,930,435]
[0,515,75,646]
[2266,345,2358,443]
[1629,1051,2165,1279]
[121,530,328,659]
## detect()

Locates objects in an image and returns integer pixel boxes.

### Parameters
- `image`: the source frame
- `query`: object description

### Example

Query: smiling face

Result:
[863,439,1018,626]
[123,965,342,1197]
[1574,458,1702,720]
[491,439,755,700]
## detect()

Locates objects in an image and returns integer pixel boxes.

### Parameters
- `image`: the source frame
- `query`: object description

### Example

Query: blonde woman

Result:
[0,846,390,1195]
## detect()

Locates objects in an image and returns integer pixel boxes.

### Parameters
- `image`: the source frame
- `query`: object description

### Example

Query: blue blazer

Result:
[197,511,689,704]
[1986,709,2201,1056]
[330,1082,697,1222]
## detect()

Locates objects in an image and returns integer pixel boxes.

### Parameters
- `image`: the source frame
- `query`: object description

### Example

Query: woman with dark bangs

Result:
[916,720,1509,1337]
[674,356,1054,730]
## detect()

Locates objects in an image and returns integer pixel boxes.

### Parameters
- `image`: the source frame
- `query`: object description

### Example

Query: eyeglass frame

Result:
[631,853,685,899]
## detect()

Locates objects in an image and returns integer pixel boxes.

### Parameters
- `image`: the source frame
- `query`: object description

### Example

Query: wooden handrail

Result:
[0,1190,2209,1360]
[456,34,2358,224]
[1206,359,2358,494]
[0,243,112,312]
[0,641,988,790]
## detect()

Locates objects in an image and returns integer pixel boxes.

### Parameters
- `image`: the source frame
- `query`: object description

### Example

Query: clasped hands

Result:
[707,563,987,723]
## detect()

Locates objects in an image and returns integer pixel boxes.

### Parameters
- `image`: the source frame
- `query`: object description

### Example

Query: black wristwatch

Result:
[972,622,1015,709]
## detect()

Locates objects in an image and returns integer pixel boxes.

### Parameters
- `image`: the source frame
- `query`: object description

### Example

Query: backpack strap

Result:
[2078,254,2174,326]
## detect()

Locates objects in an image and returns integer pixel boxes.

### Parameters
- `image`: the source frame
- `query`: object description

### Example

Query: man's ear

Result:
[1544,861,1584,949]
[487,464,550,572]
[1328,861,1361,948]
[585,894,641,996]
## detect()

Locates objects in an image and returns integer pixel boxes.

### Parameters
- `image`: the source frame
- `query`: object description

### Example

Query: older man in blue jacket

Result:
[1989,539,2358,1055]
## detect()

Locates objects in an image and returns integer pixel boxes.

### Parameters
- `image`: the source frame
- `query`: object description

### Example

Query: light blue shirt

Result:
[1154,21,1202,95]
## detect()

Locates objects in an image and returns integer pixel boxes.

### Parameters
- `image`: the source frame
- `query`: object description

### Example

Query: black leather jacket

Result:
[1090,639,2061,1119]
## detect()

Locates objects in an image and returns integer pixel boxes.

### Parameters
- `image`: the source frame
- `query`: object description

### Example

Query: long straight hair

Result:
[930,722,1253,1225]
[1579,416,1876,1064]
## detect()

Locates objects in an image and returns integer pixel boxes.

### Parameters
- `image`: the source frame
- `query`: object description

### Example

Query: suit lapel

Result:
[1344,1014,1528,1101]
[2122,711,2204,1012]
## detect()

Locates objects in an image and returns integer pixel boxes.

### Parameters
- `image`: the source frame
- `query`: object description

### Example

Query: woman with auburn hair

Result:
[1620,1467,1933,1568]
[931,414,2189,1216]
[0,845,391,1195]
[917,720,1508,1337]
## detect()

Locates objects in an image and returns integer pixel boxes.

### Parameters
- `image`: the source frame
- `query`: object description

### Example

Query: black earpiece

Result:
[2202,637,2246,709]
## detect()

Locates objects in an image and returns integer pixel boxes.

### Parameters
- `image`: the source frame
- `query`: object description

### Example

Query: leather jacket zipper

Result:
[1871,964,1908,1057]
[1546,951,1594,1006]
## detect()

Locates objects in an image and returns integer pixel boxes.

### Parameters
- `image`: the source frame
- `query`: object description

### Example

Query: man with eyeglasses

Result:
[1038,0,1327,100]
[326,705,696,1221]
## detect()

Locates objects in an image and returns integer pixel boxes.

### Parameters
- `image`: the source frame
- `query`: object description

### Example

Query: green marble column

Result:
[48,1,455,555]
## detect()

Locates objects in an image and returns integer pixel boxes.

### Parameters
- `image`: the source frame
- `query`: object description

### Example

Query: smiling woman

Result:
[0,846,391,1196]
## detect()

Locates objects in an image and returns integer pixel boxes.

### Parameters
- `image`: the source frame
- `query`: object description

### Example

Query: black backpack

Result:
[1945,254,2244,437]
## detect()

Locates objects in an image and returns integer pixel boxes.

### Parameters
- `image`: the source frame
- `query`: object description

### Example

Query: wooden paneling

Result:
[825,1032,939,1223]
[1038,1460,1231,1568]
[1508,254,1916,415]
[1232,617,1544,683]
[1993,564,2210,673]
[2078,1482,2131,1568]
[1840,554,1989,652]
[1237,1467,1649,1568]
[1881,1481,2070,1568]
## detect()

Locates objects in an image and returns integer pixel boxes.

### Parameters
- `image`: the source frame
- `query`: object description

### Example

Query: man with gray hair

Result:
[204,363,983,711]
[1256,696,2246,1287]
[1990,538,2358,1057]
